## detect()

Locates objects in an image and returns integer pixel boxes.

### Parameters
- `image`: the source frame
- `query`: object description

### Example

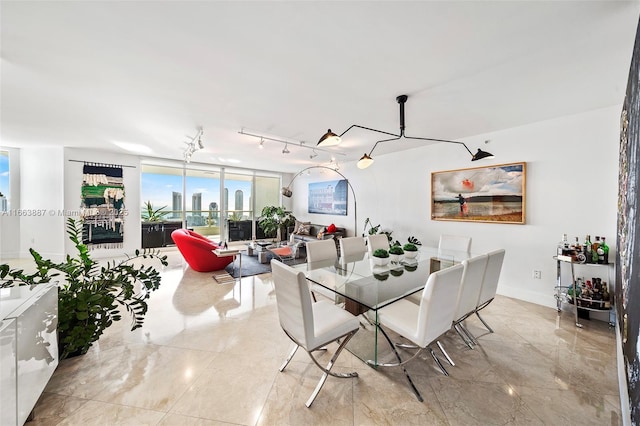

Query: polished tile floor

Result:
[28,250,621,425]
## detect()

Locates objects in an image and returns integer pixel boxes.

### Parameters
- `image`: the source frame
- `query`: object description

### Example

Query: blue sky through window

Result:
[0,151,9,199]
[141,173,251,212]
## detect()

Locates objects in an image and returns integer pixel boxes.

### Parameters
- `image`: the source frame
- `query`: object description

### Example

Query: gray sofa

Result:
[287,223,346,244]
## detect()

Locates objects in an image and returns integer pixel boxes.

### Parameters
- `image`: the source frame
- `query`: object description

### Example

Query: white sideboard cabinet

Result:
[0,283,58,426]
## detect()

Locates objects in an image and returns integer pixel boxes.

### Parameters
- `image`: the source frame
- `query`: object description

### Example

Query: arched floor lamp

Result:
[281,166,358,237]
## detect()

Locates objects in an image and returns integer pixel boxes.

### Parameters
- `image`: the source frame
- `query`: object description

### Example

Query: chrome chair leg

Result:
[459,322,478,345]
[475,311,494,333]
[454,323,475,349]
[374,325,424,402]
[429,348,449,376]
[305,330,358,407]
[280,344,299,372]
[436,340,455,366]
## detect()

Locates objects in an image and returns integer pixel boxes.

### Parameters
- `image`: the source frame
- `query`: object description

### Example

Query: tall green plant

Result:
[258,206,296,239]
[0,218,168,359]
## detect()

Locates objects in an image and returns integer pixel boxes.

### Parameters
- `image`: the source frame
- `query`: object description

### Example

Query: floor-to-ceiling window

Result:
[141,162,281,244]
[0,150,9,212]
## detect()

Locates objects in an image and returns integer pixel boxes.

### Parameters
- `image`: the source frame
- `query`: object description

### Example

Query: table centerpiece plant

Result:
[372,248,390,266]
[403,242,419,259]
[388,245,404,263]
[0,218,168,359]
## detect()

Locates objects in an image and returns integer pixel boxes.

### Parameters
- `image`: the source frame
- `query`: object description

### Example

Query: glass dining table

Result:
[291,246,472,366]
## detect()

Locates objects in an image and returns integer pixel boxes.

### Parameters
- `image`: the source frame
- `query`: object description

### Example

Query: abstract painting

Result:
[431,162,525,224]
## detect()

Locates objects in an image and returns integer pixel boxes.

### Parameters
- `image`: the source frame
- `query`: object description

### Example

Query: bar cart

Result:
[554,255,614,327]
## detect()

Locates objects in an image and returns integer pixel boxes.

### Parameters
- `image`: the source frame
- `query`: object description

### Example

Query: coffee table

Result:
[267,242,301,264]
[246,241,273,263]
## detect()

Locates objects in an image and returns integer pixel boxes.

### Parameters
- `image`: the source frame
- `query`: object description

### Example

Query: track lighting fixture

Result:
[259,138,264,149]
[183,128,204,163]
[323,95,495,169]
[238,129,347,159]
[282,144,290,154]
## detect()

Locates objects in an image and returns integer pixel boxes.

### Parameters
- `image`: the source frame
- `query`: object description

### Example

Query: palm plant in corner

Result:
[0,218,168,359]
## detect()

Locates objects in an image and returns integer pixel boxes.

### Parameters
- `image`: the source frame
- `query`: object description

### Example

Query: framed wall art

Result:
[308,179,348,215]
[431,162,526,224]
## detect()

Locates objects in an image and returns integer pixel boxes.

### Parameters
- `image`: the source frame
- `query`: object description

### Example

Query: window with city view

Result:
[141,163,281,242]
[0,150,8,212]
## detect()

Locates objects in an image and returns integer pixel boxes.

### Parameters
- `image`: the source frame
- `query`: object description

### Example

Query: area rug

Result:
[225,251,305,278]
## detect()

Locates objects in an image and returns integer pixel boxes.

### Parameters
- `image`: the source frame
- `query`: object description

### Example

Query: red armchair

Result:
[171,229,234,272]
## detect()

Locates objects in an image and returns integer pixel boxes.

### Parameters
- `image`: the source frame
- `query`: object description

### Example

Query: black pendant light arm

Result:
[338,124,399,139]
[367,136,402,156]
[403,135,475,157]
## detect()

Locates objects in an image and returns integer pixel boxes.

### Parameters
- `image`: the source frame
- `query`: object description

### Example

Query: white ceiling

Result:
[2,1,639,173]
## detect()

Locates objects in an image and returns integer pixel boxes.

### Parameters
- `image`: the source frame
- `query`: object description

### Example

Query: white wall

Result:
[18,147,66,260]
[290,105,620,309]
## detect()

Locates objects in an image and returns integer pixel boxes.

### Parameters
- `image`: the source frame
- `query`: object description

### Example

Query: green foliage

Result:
[403,243,418,252]
[0,218,168,359]
[258,206,296,239]
[363,218,394,243]
[141,200,170,222]
[389,245,404,255]
[372,248,389,258]
[408,236,422,246]
[228,211,243,221]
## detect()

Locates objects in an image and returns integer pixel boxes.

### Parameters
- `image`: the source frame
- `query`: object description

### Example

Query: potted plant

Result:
[389,245,404,263]
[258,206,296,241]
[403,242,419,259]
[141,200,170,222]
[372,248,390,266]
[141,201,172,248]
[0,218,168,359]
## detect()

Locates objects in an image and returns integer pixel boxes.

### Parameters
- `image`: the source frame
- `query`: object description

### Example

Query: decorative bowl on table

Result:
[403,243,419,259]
[404,250,419,259]
[372,256,390,266]
[372,248,390,266]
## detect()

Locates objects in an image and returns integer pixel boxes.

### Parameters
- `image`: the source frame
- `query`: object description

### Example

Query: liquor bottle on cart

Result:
[592,236,601,263]
[600,237,609,264]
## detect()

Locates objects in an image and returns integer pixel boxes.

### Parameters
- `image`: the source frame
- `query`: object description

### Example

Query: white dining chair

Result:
[474,249,506,333]
[270,260,360,407]
[438,234,472,253]
[305,239,339,301]
[366,234,390,255]
[452,253,489,349]
[374,263,464,402]
[306,238,338,262]
[339,236,367,258]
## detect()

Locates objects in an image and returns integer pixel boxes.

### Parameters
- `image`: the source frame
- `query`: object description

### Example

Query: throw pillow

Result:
[293,220,310,233]
[327,223,337,233]
[296,222,311,235]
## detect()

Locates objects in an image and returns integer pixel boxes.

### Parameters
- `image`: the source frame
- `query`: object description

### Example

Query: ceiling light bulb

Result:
[317,129,341,147]
[357,153,374,169]
[259,139,264,149]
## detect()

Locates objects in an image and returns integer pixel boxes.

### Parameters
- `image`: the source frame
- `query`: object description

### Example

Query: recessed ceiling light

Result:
[112,141,152,154]
[218,158,241,164]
